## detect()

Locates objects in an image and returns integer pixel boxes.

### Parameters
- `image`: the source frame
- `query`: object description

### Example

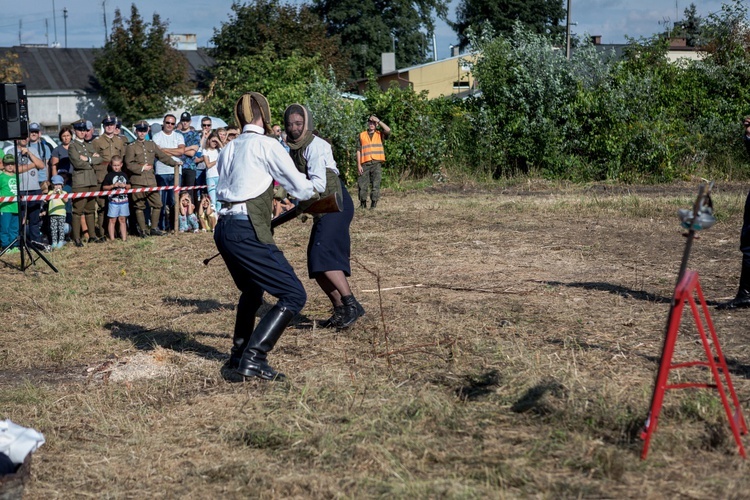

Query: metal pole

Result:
[64,8,68,48]
[52,0,58,46]
[566,0,572,60]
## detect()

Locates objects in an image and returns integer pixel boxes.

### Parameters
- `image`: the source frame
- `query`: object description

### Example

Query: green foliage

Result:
[313,0,448,79]
[93,5,191,124]
[304,73,366,184]
[209,0,349,82]
[363,79,448,179]
[453,0,566,50]
[196,46,324,126]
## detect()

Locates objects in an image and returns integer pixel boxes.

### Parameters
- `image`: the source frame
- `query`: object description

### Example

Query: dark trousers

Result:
[358,161,382,203]
[181,168,196,207]
[19,190,43,243]
[214,215,307,319]
[741,191,750,268]
[157,173,179,231]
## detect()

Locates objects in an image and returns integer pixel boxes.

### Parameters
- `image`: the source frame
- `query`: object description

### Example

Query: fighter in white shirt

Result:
[214,92,317,381]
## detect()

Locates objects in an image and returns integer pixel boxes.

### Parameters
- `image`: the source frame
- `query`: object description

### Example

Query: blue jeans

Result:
[206,177,219,212]
[0,212,19,249]
[156,173,179,231]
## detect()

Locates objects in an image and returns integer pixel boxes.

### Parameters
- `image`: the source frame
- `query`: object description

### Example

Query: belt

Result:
[219,201,247,215]
[219,213,248,220]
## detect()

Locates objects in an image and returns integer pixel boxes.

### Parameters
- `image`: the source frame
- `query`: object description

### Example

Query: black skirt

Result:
[307,183,354,278]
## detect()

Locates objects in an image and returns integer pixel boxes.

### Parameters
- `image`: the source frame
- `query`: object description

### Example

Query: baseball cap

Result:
[28,122,41,132]
[56,168,70,174]
[102,114,117,125]
[180,112,191,122]
[51,175,65,185]
[72,119,88,131]
[2,154,15,164]
[134,120,149,131]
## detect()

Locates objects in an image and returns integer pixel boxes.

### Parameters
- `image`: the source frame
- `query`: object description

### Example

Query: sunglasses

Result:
[164,121,176,125]
[202,124,212,128]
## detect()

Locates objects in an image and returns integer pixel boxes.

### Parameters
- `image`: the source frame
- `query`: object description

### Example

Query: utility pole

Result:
[64,7,68,48]
[52,0,59,46]
[45,18,49,47]
[565,0,572,60]
[18,20,22,46]
[102,1,108,43]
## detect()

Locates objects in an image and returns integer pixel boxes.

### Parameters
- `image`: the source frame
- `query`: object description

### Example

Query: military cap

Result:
[72,119,88,131]
[2,154,15,164]
[134,120,150,131]
[102,114,117,125]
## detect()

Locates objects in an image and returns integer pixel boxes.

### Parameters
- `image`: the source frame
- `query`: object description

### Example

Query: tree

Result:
[680,3,702,47]
[452,0,566,50]
[93,4,191,123]
[209,0,349,81]
[197,46,324,126]
[313,0,448,79]
[0,52,25,83]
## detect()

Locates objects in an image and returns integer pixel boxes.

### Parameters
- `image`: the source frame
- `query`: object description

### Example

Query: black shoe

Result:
[360,201,367,209]
[370,201,377,209]
[74,239,84,247]
[717,289,750,310]
[236,305,294,381]
[336,295,362,329]
[318,306,345,328]
[150,228,166,236]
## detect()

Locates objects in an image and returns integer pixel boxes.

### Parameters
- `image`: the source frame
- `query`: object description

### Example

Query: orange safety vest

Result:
[359,131,386,164]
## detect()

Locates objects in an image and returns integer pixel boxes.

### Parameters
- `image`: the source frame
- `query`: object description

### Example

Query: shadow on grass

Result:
[105,321,226,362]
[456,370,500,401]
[543,280,673,304]
[511,379,567,415]
[162,296,235,314]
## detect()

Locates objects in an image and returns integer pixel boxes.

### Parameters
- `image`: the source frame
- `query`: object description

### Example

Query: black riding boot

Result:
[228,294,262,369]
[336,295,365,329]
[360,200,367,209]
[236,305,294,380]
[718,266,750,310]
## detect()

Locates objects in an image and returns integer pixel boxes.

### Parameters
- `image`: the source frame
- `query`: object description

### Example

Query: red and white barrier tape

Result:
[0,185,208,203]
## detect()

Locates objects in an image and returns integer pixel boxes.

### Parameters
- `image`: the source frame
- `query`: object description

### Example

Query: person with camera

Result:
[356,114,390,210]
[718,116,750,309]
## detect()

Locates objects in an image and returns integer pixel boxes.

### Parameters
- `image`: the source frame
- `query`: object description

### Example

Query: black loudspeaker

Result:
[0,83,29,141]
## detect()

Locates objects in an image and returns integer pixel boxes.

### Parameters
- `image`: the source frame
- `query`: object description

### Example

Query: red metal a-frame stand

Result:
[640,269,747,459]
[640,182,747,459]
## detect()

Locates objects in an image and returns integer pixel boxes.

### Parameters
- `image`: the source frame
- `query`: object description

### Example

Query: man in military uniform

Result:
[68,119,102,247]
[125,120,182,237]
[92,114,127,241]
[356,115,391,209]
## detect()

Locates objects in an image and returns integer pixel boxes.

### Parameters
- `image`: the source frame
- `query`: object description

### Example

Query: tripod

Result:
[0,140,58,272]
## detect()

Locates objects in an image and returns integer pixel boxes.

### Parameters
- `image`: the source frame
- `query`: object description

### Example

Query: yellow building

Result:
[356,54,477,99]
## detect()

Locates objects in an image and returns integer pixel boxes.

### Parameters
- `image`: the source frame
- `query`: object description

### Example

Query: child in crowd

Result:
[0,155,19,254]
[197,194,217,232]
[201,132,221,212]
[47,175,67,248]
[101,155,131,242]
[178,192,200,233]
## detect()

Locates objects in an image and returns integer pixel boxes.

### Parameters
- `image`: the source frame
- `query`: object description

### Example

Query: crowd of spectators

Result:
[0,113,279,252]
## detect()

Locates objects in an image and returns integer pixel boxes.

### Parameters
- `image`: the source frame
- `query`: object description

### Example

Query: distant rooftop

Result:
[0,45,214,93]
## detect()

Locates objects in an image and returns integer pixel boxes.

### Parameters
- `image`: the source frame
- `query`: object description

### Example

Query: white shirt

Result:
[151,130,185,175]
[302,136,339,193]
[202,148,220,179]
[216,124,315,204]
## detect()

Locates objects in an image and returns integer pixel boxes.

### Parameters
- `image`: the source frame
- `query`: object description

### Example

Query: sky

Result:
[0,1,730,61]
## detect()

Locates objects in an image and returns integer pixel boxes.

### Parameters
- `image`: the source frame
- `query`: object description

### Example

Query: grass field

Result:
[3,180,750,498]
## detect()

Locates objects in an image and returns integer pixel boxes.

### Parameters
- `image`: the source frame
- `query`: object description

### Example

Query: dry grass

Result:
[3,180,750,498]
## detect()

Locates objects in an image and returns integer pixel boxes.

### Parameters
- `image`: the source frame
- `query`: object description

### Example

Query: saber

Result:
[202,192,343,266]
